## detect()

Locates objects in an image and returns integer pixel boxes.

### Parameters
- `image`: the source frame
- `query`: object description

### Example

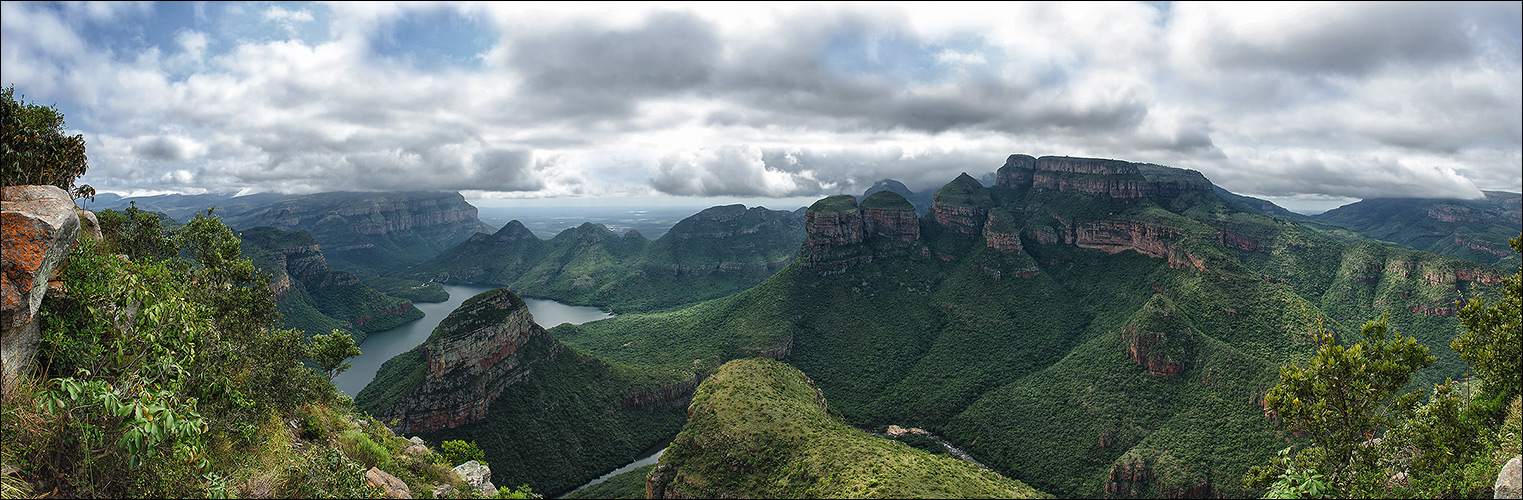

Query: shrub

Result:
[336,430,391,469]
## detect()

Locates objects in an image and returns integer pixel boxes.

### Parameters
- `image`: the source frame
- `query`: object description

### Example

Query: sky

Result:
[2,1,1519,214]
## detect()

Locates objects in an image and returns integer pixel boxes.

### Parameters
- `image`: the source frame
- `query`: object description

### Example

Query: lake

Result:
[334,284,614,397]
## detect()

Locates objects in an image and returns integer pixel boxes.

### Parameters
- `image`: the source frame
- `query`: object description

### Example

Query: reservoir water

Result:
[335,284,614,397]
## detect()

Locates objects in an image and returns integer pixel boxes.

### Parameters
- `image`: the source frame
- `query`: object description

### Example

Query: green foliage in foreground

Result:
[563,464,654,499]
[2,84,91,198]
[441,440,487,467]
[1248,235,1523,498]
[656,357,1050,499]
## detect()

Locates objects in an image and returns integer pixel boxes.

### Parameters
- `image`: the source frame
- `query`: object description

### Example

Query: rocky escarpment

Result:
[227,191,495,270]
[1039,216,1207,272]
[933,173,993,236]
[1105,449,1214,499]
[239,226,421,336]
[2,185,82,395]
[983,208,1022,254]
[995,155,1212,199]
[802,193,926,275]
[861,191,920,243]
[371,288,561,434]
[1119,295,1194,376]
[244,191,486,237]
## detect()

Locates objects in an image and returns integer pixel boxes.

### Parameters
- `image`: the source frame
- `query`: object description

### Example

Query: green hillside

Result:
[238,226,422,342]
[1311,191,1522,269]
[650,357,1050,499]
[402,204,805,312]
[535,161,1505,498]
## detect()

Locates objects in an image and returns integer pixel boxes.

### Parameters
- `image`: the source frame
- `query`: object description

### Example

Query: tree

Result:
[440,440,487,467]
[1257,314,1435,488]
[1,84,92,198]
[307,329,361,382]
[1452,235,1522,408]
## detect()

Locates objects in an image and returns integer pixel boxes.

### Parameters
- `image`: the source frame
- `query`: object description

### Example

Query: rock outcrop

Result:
[801,194,926,275]
[453,460,497,496]
[932,173,993,236]
[995,155,1212,199]
[1120,296,1193,376]
[861,191,920,243]
[1039,216,1207,271]
[365,467,411,499]
[372,288,561,434]
[1498,455,1521,499]
[2,185,81,394]
[983,208,1022,254]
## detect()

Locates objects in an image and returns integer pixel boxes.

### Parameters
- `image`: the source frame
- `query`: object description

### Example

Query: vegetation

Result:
[369,277,451,302]
[562,463,654,499]
[309,329,363,382]
[441,440,487,467]
[401,205,804,313]
[1247,235,1522,498]
[1312,193,1522,269]
[1,84,91,199]
[861,189,916,210]
[238,225,424,341]
[0,89,493,499]
[656,357,1050,498]
[932,172,992,207]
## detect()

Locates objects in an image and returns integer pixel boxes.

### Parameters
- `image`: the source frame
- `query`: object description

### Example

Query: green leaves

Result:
[306,329,362,382]
[1451,235,1522,405]
[1261,313,1434,490]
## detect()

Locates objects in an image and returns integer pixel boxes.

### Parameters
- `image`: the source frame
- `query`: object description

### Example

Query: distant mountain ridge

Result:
[95,191,495,275]
[238,226,422,342]
[402,204,806,312]
[1311,191,1521,269]
[525,152,1503,498]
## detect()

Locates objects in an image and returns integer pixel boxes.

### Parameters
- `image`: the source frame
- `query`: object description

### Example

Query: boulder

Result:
[453,460,497,495]
[365,466,411,499]
[2,185,81,395]
[1498,455,1521,499]
[76,208,102,242]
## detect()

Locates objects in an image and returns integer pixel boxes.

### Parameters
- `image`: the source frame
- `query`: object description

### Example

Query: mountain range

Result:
[351,153,1511,498]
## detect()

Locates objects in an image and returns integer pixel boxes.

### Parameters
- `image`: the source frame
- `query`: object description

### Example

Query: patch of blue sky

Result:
[212,2,333,46]
[820,29,1002,84]
[365,5,495,71]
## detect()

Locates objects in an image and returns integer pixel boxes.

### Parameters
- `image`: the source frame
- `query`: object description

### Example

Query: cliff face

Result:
[1119,295,1193,377]
[932,173,993,236]
[861,191,920,243]
[375,289,561,434]
[802,194,926,275]
[239,226,421,336]
[1041,216,1206,271]
[995,155,1212,200]
[983,208,1022,254]
[227,191,494,271]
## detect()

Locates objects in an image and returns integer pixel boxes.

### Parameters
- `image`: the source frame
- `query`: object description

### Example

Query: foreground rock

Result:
[453,460,496,495]
[1498,455,1521,499]
[1,185,81,395]
[365,467,411,499]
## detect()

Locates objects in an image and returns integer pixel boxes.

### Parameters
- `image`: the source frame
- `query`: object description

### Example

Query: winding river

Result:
[334,284,614,398]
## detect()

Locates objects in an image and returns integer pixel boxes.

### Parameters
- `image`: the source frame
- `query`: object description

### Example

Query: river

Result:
[334,284,614,398]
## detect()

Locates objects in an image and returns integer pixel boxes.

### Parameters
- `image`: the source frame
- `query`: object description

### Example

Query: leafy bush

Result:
[337,430,391,469]
[278,446,379,499]
[441,440,486,467]
[1,85,91,198]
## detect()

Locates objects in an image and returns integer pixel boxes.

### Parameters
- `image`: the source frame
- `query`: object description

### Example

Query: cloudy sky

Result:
[3,1,1519,213]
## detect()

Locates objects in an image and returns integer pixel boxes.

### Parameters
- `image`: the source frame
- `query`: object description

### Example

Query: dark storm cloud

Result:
[507,11,720,118]
[135,136,190,161]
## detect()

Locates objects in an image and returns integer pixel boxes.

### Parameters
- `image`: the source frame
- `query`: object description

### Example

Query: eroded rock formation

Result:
[374,289,561,434]
[932,173,992,236]
[802,194,926,275]
[2,186,81,394]
[995,154,1212,199]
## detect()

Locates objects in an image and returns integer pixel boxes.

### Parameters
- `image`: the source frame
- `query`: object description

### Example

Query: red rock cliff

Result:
[375,289,560,434]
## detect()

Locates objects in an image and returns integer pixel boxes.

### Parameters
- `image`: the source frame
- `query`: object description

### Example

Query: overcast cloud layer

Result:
[2,1,1519,211]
